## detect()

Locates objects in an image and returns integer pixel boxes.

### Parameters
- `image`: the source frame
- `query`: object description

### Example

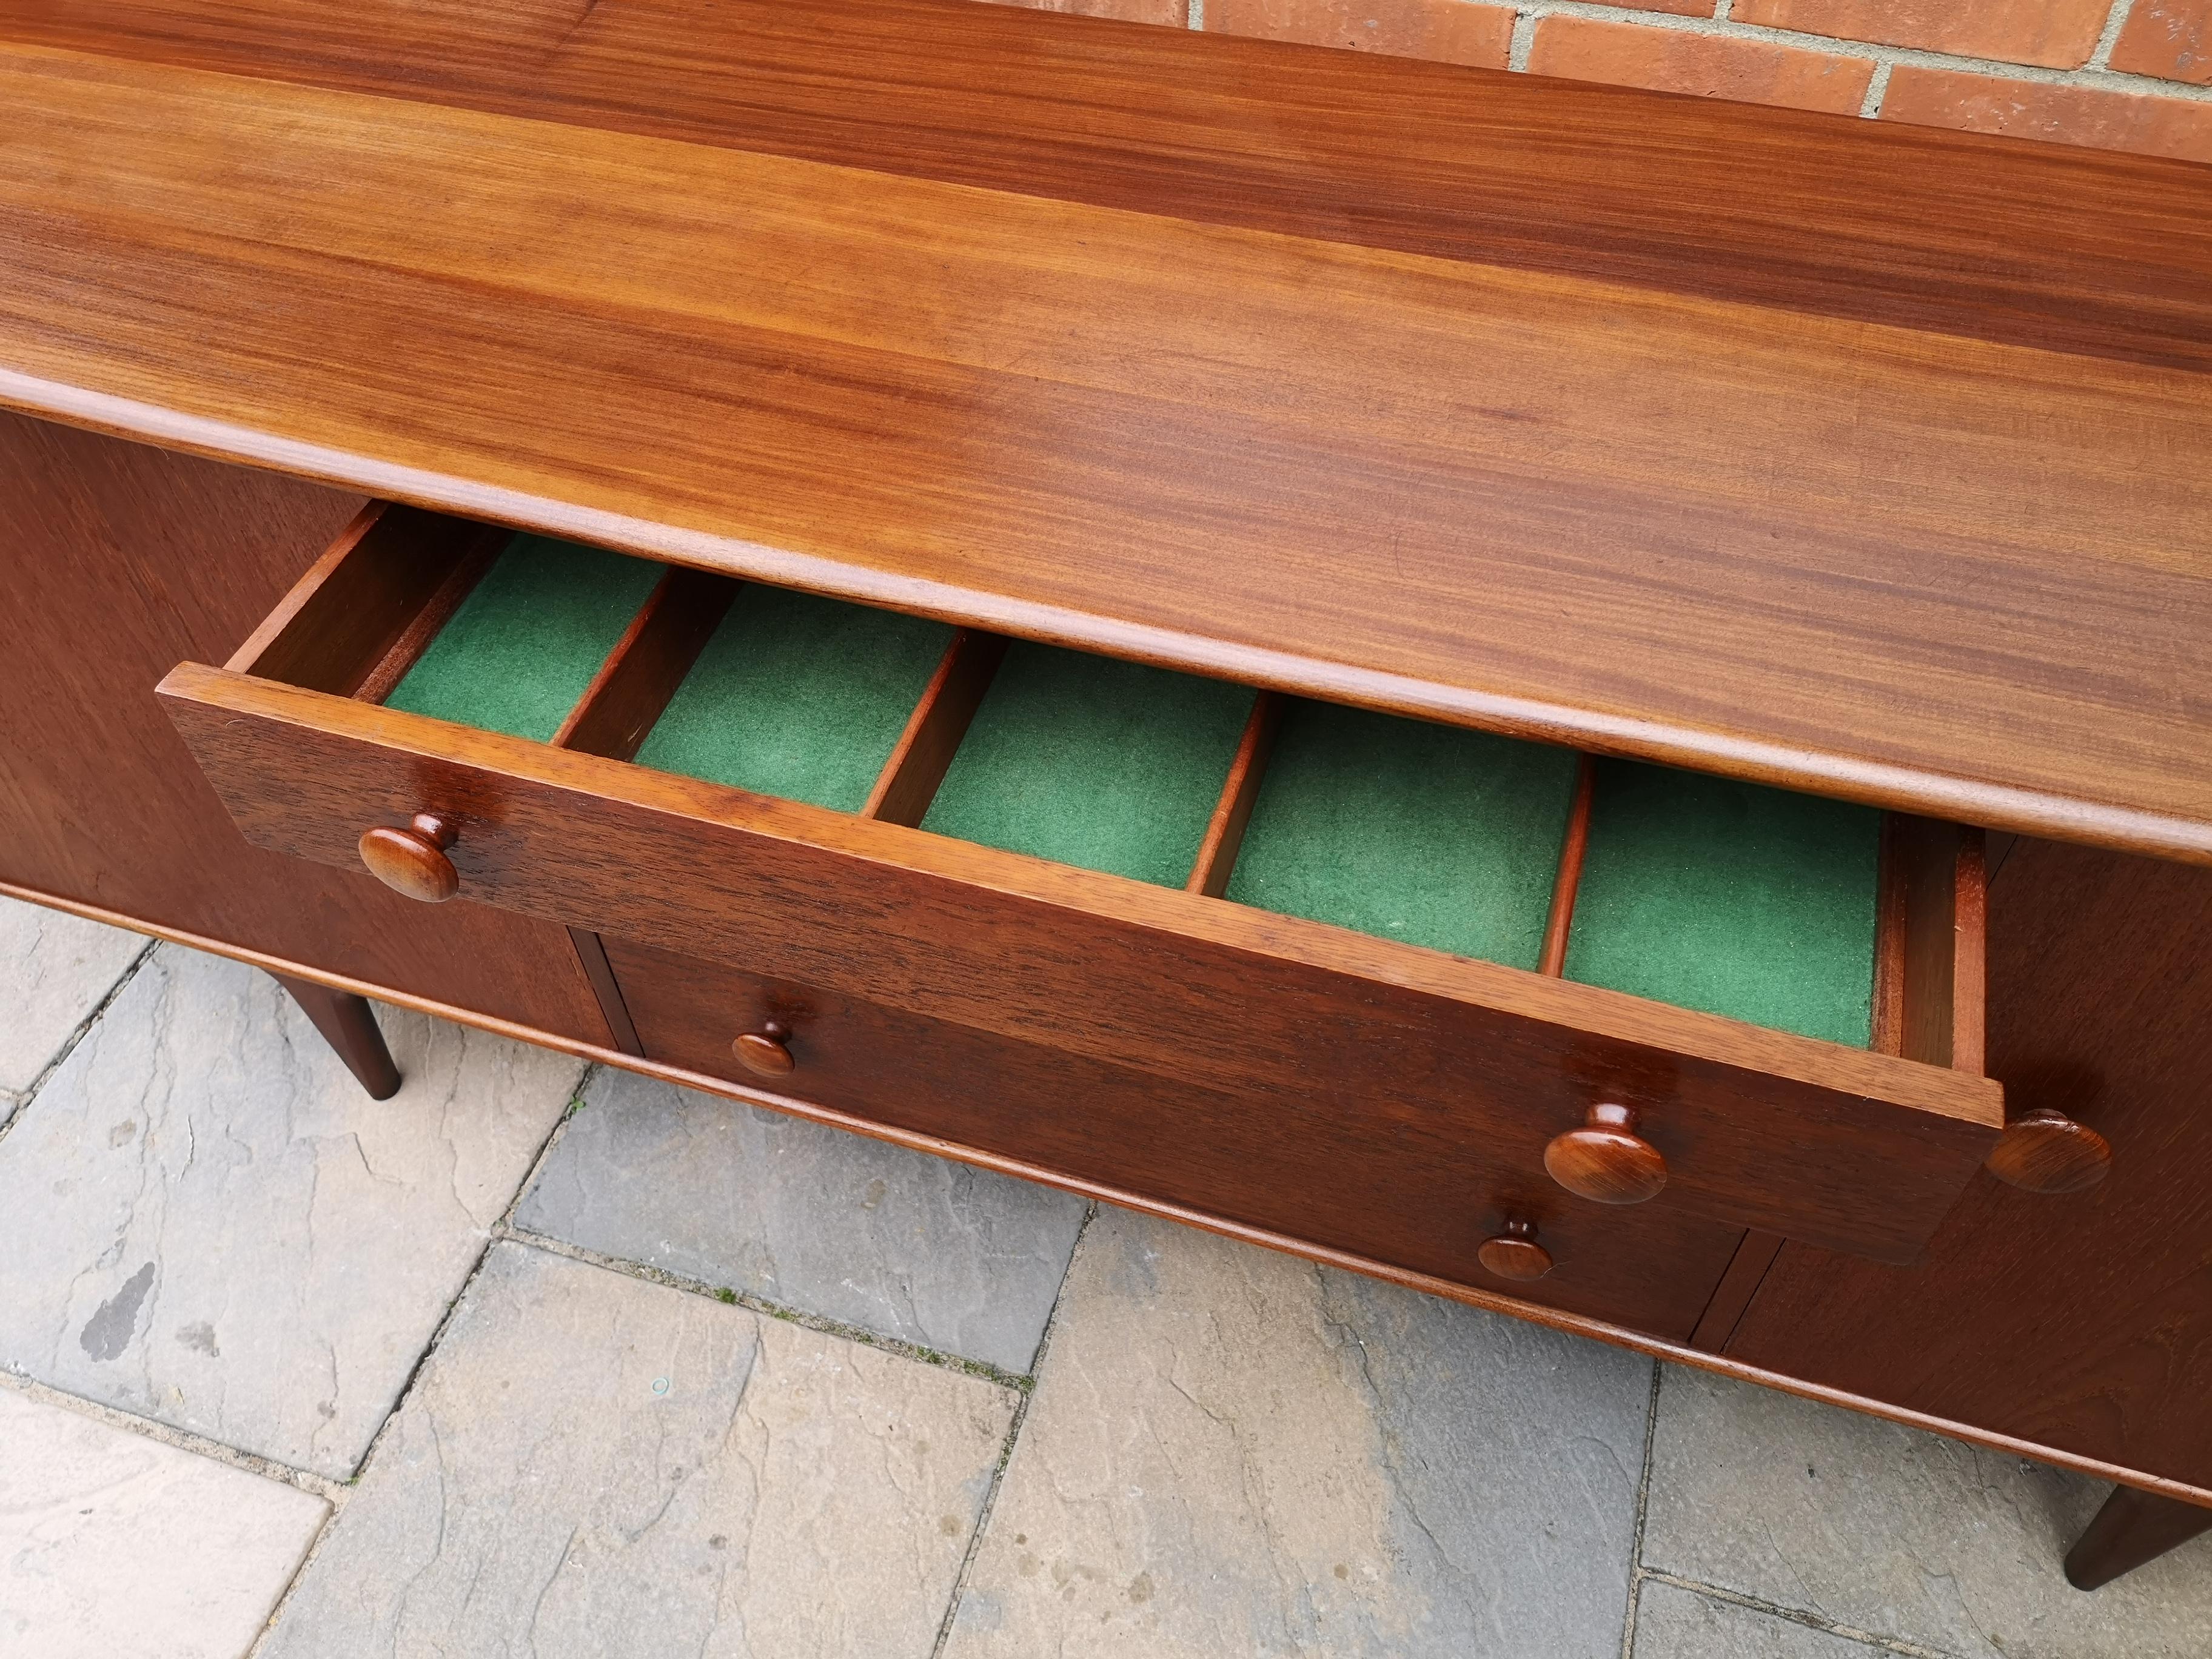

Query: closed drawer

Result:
[603,934,1750,1342]
[160,503,2002,1267]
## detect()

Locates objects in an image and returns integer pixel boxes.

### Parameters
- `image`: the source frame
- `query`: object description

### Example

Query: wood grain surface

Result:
[160,660,2006,1262]
[1729,838,2212,1492]
[0,412,613,1043]
[0,15,2205,857]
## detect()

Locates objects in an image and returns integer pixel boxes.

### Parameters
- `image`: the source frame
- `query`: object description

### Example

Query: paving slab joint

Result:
[496,1222,1039,1393]
[929,1199,1098,1658]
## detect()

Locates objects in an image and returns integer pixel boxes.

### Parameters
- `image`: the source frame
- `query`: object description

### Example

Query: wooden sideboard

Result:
[2,0,2208,1588]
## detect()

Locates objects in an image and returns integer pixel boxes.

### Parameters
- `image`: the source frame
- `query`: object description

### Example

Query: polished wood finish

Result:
[352,529,504,707]
[230,502,505,697]
[12,0,2210,370]
[1538,754,1595,979]
[0,414,612,1045]
[551,566,737,760]
[1689,1228,1786,1354]
[357,813,459,902]
[862,629,1010,827]
[1729,839,2212,1493]
[731,1025,796,1078]
[1546,1102,1669,1205]
[1900,821,1987,1074]
[271,971,400,1099]
[160,657,2005,1262]
[1476,1220,1554,1283]
[2063,1485,2212,1590]
[604,933,1743,1339]
[1187,691,1282,899]
[1986,1108,2114,1195]
[3,30,2210,859]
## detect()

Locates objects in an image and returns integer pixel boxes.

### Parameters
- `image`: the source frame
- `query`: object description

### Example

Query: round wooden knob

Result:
[358,813,458,902]
[1544,1102,1667,1204]
[732,1024,794,1078]
[1986,1108,2111,1194]
[1477,1219,1553,1282]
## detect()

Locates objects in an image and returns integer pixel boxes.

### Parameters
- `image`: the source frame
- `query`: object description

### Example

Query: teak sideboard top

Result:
[2,0,2209,858]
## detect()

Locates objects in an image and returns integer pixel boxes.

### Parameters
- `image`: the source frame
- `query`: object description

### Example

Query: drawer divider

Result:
[353,523,507,705]
[550,565,737,762]
[862,628,1010,827]
[1537,754,1597,976]
[1186,691,1284,897]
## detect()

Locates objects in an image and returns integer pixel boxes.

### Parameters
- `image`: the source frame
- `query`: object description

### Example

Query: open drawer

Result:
[160,504,2002,1271]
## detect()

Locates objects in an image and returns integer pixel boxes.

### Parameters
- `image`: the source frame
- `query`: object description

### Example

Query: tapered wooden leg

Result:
[272,973,401,1100]
[2063,1485,2212,1590]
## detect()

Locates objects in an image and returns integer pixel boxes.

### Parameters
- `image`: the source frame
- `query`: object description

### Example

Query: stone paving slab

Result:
[0,1384,327,1659]
[0,894,145,1104]
[0,948,584,1478]
[515,1066,1087,1373]
[263,1241,1017,1658]
[1632,1580,1879,1658]
[943,1205,1651,1659]
[1643,1364,2212,1659]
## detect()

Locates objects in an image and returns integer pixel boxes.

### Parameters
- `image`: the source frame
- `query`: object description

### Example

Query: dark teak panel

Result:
[1729,839,2212,1492]
[605,934,1749,1342]
[0,414,611,1044]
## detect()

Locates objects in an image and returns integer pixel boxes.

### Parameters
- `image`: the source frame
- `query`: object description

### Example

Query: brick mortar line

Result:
[930,1199,1099,1659]
[1858,58,1893,116]
[1504,0,2212,105]
[2090,0,2142,70]
[1637,1568,1969,1658]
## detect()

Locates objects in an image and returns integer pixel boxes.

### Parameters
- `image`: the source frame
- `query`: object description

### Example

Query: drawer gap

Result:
[1186,691,1284,897]
[551,566,737,762]
[863,628,1011,828]
[918,642,1253,888]
[1220,699,1580,972]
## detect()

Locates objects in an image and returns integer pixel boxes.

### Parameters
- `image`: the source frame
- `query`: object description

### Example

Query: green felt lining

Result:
[383,540,1882,1046]
[1563,760,1882,1047]
[385,533,663,743]
[1224,700,1579,970]
[634,586,954,812]
[920,642,1253,887]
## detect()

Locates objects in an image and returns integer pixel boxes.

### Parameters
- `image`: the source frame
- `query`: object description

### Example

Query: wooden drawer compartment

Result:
[160,505,2002,1270]
[602,934,1751,1342]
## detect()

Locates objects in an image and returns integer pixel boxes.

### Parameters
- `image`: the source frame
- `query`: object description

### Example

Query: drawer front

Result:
[163,660,1999,1262]
[603,935,1748,1342]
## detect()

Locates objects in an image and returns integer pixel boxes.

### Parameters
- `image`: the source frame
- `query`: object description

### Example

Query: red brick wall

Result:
[987,0,2212,161]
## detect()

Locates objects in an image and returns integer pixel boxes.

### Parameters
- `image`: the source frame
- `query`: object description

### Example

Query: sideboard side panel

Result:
[1727,837,2212,1489]
[0,412,612,1045]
